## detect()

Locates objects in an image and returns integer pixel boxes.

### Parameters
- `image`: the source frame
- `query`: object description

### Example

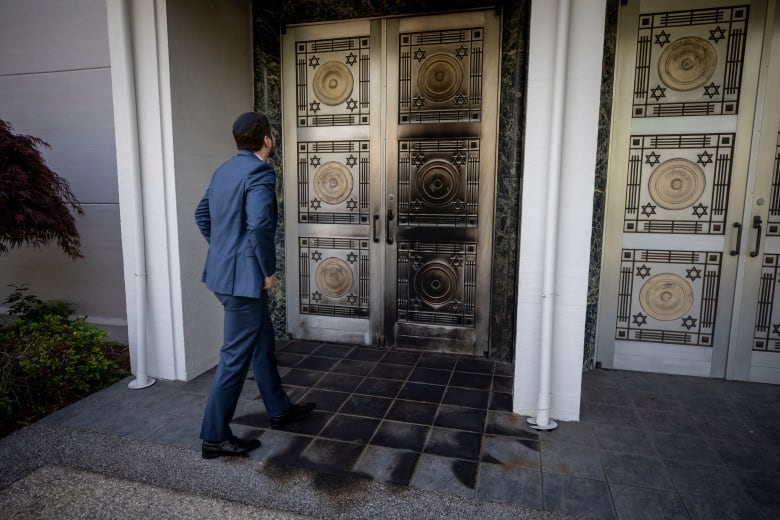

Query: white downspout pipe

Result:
[528,0,571,431]
[113,0,155,390]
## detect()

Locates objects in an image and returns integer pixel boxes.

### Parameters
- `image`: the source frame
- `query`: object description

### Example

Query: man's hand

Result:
[264,275,275,289]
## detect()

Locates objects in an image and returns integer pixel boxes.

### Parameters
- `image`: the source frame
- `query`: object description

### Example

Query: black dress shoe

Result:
[270,402,316,428]
[201,436,261,459]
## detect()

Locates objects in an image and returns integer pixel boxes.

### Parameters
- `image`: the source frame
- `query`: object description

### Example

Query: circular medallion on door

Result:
[416,159,460,207]
[313,61,354,106]
[414,261,458,307]
[639,273,694,321]
[313,161,353,205]
[315,257,353,298]
[648,158,706,210]
[658,36,717,92]
[417,53,463,102]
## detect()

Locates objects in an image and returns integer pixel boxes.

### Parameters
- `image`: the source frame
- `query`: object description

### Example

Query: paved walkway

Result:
[1,339,779,519]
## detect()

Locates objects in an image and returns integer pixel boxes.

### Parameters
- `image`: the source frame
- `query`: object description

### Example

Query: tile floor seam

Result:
[300,353,380,459]
[396,353,459,492]
[472,359,496,501]
[351,350,427,477]
[660,455,697,520]
[422,355,458,440]
[601,462,621,520]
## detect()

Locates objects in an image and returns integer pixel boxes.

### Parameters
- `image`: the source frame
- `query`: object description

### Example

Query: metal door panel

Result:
[283,19,380,345]
[283,11,500,354]
[597,0,768,377]
[385,12,500,355]
[730,0,780,383]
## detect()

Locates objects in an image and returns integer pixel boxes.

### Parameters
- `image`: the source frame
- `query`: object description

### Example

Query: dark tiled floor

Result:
[44,339,780,520]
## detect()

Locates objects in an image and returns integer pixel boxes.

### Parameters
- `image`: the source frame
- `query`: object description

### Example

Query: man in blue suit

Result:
[196,112,315,459]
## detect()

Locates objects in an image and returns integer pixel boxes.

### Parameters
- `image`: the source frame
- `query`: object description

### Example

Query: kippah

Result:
[232,112,263,134]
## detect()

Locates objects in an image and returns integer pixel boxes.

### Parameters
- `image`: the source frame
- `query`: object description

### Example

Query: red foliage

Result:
[0,119,83,259]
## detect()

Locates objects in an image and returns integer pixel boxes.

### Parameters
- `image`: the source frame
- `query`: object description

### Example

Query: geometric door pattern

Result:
[395,25,486,334]
[297,140,370,225]
[754,131,780,352]
[296,34,371,320]
[616,249,722,347]
[399,27,484,124]
[632,5,749,118]
[612,5,749,354]
[295,36,370,127]
[284,14,498,351]
[624,133,735,234]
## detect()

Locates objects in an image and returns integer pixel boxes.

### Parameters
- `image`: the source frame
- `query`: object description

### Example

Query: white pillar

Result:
[106,0,253,381]
[514,0,607,420]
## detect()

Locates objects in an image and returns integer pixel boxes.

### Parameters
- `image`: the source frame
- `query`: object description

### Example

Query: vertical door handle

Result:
[372,214,380,243]
[386,209,394,245]
[750,215,763,257]
[729,222,742,256]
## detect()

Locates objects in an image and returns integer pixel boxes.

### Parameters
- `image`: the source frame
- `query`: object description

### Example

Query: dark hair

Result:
[232,112,271,151]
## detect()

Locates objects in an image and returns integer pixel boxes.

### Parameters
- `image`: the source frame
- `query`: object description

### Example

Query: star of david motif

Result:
[410,297,423,309]
[346,198,357,211]
[633,313,648,327]
[347,293,358,305]
[455,45,468,59]
[413,96,425,109]
[450,299,463,313]
[697,150,713,166]
[452,152,466,166]
[345,53,357,66]
[449,255,463,268]
[309,101,321,113]
[310,198,322,210]
[411,199,424,212]
[346,252,358,264]
[654,30,671,47]
[412,154,425,166]
[650,85,667,101]
[636,264,652,279]
[310,155,321,167]
[452,200,465,213]
[455,94,468,106]
[709,26,727,43]
[692,203,708,218]
[311,250,322,262]
[645,151,661,166]
[772,323,780,336]
[309,56,320,68]
[641,203,657,217]
[686,266,702,281]
[346,98,358,111]
[346,154,358,167]
[410,253,423,269]
[703,82,720,99]
[413,48,426,62]
[681,315,697,330]
[312,291,322,302]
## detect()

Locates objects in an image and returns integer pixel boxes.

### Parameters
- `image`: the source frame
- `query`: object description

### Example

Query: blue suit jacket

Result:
[195,150,277,298]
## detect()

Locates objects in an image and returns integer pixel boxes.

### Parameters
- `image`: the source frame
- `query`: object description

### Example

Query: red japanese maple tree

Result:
[0,120,83,259]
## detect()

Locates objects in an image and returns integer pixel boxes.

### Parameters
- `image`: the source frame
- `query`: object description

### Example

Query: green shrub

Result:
[0,289,129,436]
[4,284,74,321]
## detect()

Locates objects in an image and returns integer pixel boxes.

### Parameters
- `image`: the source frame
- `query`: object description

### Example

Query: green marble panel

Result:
[584,0,619,370]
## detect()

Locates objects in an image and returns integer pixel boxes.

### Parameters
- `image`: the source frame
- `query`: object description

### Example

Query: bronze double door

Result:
[598,0,780,383]
[281,11,501,355]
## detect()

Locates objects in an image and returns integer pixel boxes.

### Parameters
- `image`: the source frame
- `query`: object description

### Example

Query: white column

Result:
[106,0,253,381]
[514,0,607,420]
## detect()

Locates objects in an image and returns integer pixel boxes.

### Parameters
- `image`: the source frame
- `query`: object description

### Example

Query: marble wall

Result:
[584,0,619,370]
[252,0,529,361]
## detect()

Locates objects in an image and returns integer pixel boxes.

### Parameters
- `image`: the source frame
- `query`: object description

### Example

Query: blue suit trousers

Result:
[200,292,290,441]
